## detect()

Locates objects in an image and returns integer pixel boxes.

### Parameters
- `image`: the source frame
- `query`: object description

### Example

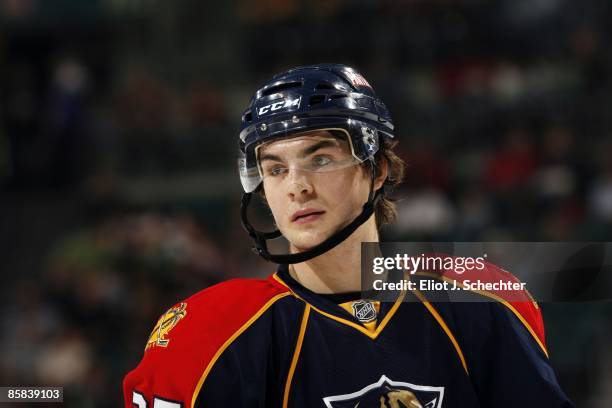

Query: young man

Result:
[123,64,573,407]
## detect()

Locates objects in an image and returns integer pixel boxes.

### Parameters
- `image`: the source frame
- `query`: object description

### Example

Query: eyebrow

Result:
[258,139,339,163]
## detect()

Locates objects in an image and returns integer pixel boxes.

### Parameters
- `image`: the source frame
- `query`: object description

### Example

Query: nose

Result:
[286,168,313,199]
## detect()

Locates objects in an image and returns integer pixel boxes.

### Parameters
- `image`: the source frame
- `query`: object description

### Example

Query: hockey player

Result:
[123,64,573,407]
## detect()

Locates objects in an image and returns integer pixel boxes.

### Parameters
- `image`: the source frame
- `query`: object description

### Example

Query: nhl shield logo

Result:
[351,300,377,323]
[323,375,444,408]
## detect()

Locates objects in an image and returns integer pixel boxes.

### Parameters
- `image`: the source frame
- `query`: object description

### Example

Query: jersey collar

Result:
[271,264,406,340]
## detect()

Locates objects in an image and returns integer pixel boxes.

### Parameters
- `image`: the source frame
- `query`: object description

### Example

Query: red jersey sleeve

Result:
[122,277,289,408]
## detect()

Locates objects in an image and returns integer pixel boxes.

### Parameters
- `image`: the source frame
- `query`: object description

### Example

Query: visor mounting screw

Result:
[292,115,299,124]
[260,123,267,131]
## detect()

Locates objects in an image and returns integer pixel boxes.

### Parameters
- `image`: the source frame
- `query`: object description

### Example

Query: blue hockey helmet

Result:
[238,63,394,193]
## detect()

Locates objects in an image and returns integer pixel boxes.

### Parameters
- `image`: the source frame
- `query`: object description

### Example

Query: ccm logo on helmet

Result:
[258,97,301,116]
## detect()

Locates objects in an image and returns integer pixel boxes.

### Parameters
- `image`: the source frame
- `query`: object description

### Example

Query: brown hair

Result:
[367,138,405,227]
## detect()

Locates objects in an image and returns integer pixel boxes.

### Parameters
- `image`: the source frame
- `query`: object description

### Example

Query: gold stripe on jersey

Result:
[191,292,291,408]
[413,288,469,375]
[283,305,311,408]
[414,271,548,358]
[338,300,381,334]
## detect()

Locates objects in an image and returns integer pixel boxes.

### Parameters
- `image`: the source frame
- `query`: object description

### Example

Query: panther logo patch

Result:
[323,375,444,408]
[146,302,187,350]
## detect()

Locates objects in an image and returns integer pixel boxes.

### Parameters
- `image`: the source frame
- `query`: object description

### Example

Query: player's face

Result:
[259,130,372,251]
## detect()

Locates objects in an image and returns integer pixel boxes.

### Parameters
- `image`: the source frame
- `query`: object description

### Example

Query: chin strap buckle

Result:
[251,245,267,258]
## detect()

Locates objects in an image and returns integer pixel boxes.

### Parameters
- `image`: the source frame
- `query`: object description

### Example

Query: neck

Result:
[288,215,380,294]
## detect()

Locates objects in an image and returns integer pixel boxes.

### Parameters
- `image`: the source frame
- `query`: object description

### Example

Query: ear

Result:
[373,156,388,191]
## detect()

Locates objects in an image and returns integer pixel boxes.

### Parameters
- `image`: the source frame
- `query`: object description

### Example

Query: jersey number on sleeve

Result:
[132,390,182,408]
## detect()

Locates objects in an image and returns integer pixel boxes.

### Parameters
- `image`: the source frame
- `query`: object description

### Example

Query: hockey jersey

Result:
[123,263,574,407]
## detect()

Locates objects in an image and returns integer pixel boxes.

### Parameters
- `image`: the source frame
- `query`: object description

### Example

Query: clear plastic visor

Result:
[238,128,370,193]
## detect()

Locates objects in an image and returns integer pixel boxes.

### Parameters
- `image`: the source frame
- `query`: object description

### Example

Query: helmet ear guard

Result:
[238,64,394,264]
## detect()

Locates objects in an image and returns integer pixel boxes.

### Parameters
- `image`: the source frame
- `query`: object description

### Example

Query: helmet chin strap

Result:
[240,162,383,264]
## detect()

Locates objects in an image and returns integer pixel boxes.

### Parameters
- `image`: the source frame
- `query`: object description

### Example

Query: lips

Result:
[291,208,325,223]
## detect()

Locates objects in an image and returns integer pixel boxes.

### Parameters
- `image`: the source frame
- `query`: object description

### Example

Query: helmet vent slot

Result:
[329,94,347,100]
[315,82,335,90]
[309,94,326,106]
[261,81,303,96]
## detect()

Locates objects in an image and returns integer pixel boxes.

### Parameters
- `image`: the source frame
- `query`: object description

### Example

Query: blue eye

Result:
[268,167,287,176]
[313,156,331,167]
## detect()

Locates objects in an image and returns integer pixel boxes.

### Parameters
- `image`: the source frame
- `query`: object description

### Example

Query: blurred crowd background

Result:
[1,0,612,406]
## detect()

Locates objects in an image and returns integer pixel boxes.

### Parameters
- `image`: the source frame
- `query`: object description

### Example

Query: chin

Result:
[287,229,332,251]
